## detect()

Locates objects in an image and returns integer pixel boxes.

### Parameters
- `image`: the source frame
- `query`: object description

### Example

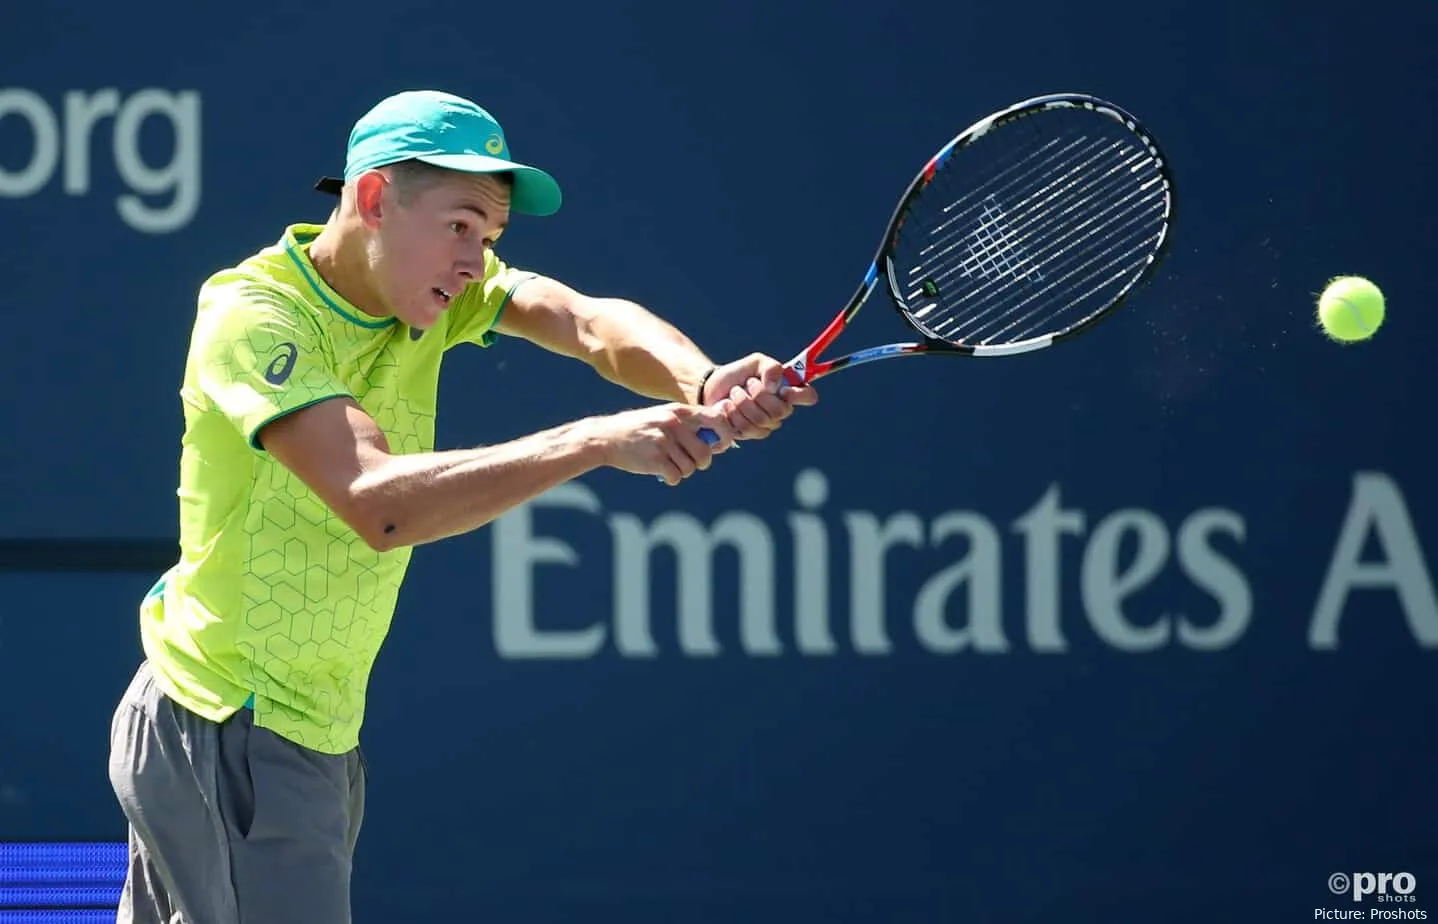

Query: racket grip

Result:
[658,366,805,479]
[695,370,802,446]
[656,425,721,484]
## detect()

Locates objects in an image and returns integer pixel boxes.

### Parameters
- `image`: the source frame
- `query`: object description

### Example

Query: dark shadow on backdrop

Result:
[0,539,177,573]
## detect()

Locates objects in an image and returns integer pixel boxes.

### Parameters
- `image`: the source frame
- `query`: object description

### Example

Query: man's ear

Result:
[352,170,389,228]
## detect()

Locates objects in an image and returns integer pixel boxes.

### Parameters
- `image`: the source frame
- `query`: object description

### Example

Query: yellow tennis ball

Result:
[1317,276,1385,343]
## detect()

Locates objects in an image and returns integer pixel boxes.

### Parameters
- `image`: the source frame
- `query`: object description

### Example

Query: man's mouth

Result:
[432,287,453,306]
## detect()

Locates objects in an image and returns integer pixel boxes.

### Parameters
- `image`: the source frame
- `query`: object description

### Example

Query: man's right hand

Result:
[590,402,740,486]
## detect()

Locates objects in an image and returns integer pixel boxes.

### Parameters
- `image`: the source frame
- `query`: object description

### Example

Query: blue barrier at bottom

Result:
[0,915,119,924]
[0,843,124,921]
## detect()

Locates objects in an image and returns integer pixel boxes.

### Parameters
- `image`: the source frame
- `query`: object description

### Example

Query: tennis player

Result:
[106,89,817,924]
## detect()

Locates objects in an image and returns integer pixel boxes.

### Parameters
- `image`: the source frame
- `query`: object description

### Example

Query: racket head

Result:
[877,93,1176,357]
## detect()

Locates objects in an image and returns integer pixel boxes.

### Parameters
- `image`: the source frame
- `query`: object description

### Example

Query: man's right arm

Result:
[258,396,738,552]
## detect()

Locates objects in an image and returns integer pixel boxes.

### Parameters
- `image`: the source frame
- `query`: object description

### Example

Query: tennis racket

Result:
[698,92,1175,444]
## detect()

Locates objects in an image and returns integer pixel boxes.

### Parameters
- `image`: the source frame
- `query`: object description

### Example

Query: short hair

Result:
[386,160,515,204]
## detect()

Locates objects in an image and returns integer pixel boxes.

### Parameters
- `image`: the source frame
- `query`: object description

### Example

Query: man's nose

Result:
[456,255,482,280]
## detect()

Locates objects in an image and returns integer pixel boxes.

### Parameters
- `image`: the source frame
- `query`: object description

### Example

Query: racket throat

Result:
[781,358,812,387]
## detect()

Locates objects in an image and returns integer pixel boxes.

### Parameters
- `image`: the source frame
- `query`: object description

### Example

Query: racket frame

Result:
[783,92,1176,385]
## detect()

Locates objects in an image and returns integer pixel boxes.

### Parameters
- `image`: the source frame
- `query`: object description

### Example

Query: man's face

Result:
[369,170,512,330]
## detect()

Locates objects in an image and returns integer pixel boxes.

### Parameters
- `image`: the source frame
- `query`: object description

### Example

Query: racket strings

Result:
[926,155,1166,342]
[892,110,1169,346]
[953,220,1161,344]
[911,141,1146,310]
[909,150,1164,342]
[915,138,1140,288]
[912,141,1162,337]
[916,134,1111,267]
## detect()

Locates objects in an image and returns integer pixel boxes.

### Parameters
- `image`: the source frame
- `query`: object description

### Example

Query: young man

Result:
[107,89,817,924]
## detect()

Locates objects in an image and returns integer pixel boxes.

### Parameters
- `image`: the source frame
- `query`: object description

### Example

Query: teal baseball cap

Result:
[314,90,562,216]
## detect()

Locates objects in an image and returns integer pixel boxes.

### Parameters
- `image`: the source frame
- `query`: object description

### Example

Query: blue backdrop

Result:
[2,0,1434,921]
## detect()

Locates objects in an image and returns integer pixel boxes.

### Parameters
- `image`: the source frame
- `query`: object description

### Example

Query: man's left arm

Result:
[495,275,817,439]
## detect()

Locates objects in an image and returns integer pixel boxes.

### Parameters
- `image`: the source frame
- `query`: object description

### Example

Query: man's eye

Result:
[450,221,468,235]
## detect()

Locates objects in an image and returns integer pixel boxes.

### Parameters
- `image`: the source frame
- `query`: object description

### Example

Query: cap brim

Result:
[313,155,562,217]
[415,152,562,217]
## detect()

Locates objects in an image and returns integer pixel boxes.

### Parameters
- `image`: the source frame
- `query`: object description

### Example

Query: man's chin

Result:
[404,303,446,331]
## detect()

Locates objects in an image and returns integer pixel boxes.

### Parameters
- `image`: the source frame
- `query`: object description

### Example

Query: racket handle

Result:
[694,366,805,445]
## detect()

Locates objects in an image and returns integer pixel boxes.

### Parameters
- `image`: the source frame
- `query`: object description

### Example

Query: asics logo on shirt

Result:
[264,342,298,385]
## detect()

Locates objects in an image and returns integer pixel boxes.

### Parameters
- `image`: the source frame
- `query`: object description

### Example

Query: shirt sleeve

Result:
[189,281,352,449]
[443,250,535,349]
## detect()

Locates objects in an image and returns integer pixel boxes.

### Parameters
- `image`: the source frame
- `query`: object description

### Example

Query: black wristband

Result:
[696,365,718,405]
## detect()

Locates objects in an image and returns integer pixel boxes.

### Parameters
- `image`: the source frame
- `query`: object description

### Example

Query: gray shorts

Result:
[107,661,366,924]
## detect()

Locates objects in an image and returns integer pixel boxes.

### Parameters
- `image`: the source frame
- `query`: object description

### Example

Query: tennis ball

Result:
[1317,276,1385,343]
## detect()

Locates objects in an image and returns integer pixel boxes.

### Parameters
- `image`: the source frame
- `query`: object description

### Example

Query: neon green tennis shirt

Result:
[141,222,532,754]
